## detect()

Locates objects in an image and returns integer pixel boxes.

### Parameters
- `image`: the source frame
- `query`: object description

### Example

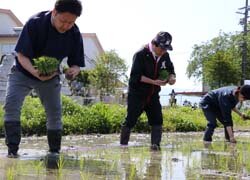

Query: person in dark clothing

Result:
[200,85,250,143]
[4,0,84,158]
[120,31,176,150]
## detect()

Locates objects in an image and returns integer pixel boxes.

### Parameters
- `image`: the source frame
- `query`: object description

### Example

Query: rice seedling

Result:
[6,167,15,180]
[57,155,65,179]
[80,171,90,180]
[33,160,44,177]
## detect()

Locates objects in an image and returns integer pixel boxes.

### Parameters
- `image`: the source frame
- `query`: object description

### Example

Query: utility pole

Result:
[237,0,249,85]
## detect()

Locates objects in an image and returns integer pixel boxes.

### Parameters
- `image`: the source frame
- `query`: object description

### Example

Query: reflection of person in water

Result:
[119,148,140,179]
[119,148,163,179]
[201,142,238,176]
[200,148,216,172]
[144,151,162,179]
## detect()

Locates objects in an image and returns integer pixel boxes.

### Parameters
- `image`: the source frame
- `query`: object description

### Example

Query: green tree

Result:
[203,50,241,89]
[186,32,246,89]
[90,50,128,96]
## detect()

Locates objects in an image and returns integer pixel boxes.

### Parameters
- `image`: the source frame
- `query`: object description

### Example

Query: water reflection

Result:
[44,153,60,169]
[201,141,250,179]
[0,132,250,179]
[145,151,162,179]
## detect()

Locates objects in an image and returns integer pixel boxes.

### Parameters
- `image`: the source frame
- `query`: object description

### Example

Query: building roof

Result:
[0,8,23,27]
[82,33,104,54]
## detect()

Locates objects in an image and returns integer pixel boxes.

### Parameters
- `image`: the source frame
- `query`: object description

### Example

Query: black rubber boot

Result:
[47,129,62,154]
[4,121,21,158]
[224,127,230,142]
[203,127,214,142]
[120,126,131,145]
[151,126,162,151]
[45,130,62,169]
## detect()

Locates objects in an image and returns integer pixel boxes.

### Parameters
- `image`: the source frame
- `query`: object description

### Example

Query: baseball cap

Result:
[240,85,250,100]
[153,31,173,51]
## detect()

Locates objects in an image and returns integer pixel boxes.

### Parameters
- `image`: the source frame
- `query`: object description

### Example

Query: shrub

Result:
[62,96,88,135]
[21,96,46,135]
[134,113,151,133]
[5,96,250,136]
[163,106,206,132]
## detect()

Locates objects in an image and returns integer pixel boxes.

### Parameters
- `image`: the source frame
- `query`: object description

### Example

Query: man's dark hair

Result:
[55,0,82,17]
[240,85,250,100]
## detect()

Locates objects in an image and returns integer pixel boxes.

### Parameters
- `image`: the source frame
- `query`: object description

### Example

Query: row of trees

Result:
[186,31,250,89]
[68,50,128,98]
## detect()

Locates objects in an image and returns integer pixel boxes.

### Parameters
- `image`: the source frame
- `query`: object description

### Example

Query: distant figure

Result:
[183,99,191,106]
[200,85,250,143]
[169,89,177,106]
[119,31,176,150]
[192,102,198,109]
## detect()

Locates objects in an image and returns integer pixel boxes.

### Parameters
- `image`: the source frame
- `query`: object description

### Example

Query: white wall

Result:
[84,37,100,60]
[0,44,15,54]
[0,13,17,34]
[83,36,100,70]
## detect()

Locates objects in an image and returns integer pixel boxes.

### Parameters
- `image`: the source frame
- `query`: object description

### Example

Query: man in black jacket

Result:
[120,31,176,150]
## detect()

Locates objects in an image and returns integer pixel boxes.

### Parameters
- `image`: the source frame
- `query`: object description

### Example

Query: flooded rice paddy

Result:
[1,130,250,179]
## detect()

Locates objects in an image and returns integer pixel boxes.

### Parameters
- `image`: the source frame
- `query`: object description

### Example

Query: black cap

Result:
[153,31,173,50]
[240,85,250,100]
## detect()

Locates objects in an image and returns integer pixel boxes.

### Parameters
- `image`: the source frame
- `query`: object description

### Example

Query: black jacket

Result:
[128,45,175,97]
[200,86,239,126]
[15,11,85,79]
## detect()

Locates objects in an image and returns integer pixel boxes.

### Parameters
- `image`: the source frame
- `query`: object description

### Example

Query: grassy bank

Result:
[0,96,249,136]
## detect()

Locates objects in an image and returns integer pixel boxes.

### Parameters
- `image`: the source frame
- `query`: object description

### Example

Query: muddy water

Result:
[1,130,250,180]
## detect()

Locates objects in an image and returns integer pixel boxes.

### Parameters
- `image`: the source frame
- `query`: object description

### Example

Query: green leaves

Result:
[187,32,244,88]
[33,56,60,76]
[158,69,169,80]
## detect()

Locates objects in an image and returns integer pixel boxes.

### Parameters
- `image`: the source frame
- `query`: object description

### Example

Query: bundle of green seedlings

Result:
[158,69,169,81]
[33,56,60,76]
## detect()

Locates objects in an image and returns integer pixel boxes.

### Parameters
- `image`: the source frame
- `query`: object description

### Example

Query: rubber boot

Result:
[4,121,21,158]
[224,126,230,142]
[47,129,62,154]
[151,126,162,150]
[203,126,214,142]
[120,126,131,145]
[45,130,62,169]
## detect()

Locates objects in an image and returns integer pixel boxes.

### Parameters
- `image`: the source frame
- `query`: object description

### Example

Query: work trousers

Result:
[202,106,231,141]
[4,66,62,130]
[123,93,163,128]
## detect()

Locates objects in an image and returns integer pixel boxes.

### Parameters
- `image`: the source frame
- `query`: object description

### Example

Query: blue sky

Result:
[0,0,245,92]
